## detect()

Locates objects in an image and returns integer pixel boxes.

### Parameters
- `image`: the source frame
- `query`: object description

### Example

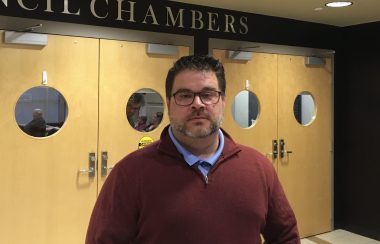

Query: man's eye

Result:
[201,92,214,99]
[178,93,193,99]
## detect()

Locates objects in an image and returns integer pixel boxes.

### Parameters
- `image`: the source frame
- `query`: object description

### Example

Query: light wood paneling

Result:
[213,49,278,166]
[213,50,333,238]
[0,33,99,244]
[98,40,189,187]
[278,55,332,237]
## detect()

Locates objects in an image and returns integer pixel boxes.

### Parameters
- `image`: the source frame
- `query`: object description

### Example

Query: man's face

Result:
[167,69,225,139]
[126,103,141,117]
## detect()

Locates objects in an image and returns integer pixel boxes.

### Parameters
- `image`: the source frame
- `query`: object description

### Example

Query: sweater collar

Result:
[157,125,241,162]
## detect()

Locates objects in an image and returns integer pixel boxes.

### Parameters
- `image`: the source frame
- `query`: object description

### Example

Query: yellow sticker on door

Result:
[138,136,154,149]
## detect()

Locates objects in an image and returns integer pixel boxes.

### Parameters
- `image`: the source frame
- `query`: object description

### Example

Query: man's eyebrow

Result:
[174,87,218,93]
[174,88,193,93]
[201,87,218,91]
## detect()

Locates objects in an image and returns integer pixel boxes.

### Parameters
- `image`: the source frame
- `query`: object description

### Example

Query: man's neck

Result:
[173,130,220,159]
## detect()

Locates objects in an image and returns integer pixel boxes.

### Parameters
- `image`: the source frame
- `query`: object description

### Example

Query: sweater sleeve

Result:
[85,162,139,244]
[262,167,301,244]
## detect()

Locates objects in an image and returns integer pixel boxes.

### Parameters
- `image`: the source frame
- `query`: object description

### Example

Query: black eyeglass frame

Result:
[171,90,224,106]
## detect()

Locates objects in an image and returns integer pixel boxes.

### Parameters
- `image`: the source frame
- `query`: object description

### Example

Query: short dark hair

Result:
[127,93,145,107]
[165,55,226,98]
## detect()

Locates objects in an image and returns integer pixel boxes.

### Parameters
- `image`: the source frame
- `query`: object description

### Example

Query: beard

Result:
[169,110,223,138]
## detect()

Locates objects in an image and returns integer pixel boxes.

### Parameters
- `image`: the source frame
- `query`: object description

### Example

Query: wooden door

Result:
[98,40,189,186]
[0,33,99,244]
[277,55,332,237]
[213,50,333,238]
[213,49,278,166]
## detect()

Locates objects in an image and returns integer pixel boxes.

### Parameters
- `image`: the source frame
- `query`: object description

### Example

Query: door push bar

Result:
[78,152,114,178]
[101,151,114,177]
[266,140,278,160]
[78,152,96,178]
[279,139,293,158]
[272,140,278,159]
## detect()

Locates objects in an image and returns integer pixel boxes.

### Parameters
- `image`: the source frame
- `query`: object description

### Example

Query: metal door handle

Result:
[78,152,96,178]
[78,168,95,174]
[272,139,278,159]
[279,139,293,158]
[101,151,114,177]
[102,165,114,171]
[267,139,279,160]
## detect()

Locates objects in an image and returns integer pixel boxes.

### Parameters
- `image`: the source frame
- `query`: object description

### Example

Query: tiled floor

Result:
[301,229,380,244]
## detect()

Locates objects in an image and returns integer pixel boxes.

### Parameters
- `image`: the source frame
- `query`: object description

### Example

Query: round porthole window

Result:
[232,90,260,128]
[293,91,316,126]
[15,86,68,137]
[126,88,164,132]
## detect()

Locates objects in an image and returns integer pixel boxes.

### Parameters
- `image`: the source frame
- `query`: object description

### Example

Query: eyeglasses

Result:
[172,90,223,106]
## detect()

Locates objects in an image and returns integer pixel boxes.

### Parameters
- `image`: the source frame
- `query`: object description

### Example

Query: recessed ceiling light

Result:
[314,7,324,11]
[325,1,353,8]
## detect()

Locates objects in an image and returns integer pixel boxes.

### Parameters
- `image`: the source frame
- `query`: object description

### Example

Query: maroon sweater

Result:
[86,127,300,244]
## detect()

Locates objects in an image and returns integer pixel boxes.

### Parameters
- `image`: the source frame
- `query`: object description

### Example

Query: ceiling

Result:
[172,0,380,27]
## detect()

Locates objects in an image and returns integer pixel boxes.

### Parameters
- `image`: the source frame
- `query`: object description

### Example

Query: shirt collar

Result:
[168,126,224,167]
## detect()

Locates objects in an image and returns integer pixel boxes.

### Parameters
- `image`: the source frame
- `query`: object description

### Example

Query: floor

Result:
[301,229,380,244]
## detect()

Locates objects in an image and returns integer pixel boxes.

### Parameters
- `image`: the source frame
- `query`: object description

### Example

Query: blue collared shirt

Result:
[168,126,225,177]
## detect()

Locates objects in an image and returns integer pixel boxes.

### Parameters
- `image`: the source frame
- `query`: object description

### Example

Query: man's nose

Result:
[191,95,205,108]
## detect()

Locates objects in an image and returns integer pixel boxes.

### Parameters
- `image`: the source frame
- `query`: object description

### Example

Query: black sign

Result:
[0,0,249,36]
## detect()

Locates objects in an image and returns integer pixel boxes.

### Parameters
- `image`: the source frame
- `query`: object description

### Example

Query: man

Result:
[86,55,300,244]
[24,108,46,137]
[126,93,144,128]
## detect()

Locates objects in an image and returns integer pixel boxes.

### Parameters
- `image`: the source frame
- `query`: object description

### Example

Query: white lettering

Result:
[239,16,248,34]
[191,10,203,29]
[224,14,236,33]
[17,0,38,10]
[45,0,52,12]
[1,0,7,7]
[207,12,219,31]
[142,4,159,25]
[116,0,135,22]
[3,1,248,35]
[91,0,108,19]
[166,7,184,28]
[62,0,80,15]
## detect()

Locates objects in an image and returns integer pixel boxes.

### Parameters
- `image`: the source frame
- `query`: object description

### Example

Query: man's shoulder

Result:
[222,131,270,164]
[115,140,166,170]
[123,139,159,158]
[233,143,275,170]
[237,143,265,157]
